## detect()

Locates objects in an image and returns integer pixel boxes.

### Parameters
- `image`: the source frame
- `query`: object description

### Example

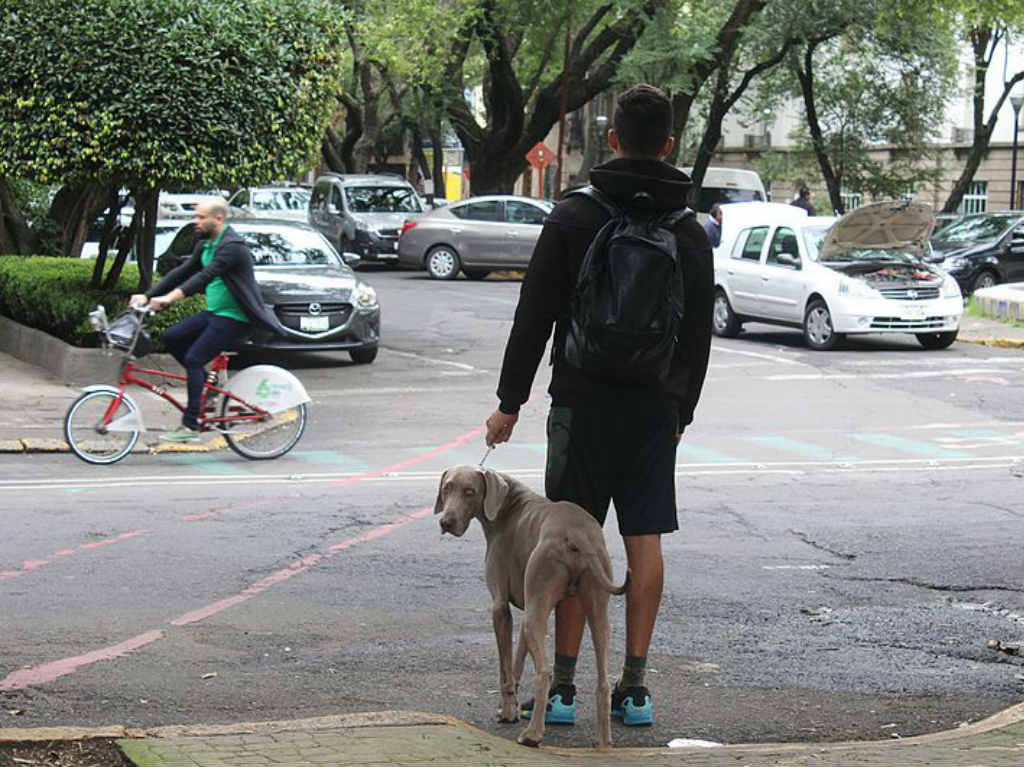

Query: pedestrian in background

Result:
[702,203,723,248]
[484,83,714,728]
[791,185,817,216]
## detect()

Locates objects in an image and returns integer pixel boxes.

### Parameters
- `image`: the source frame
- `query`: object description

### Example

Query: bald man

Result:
[131,197,288,442]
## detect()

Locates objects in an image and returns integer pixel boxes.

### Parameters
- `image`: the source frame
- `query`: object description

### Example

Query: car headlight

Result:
[942,256,967,271]
[838,278,880,299]
[941,274,962,299]
[354,284,378,309]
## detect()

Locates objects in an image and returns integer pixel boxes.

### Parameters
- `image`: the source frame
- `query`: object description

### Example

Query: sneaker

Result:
[159,425,201,443]
[611,684,652,726]
[520,683,576,725]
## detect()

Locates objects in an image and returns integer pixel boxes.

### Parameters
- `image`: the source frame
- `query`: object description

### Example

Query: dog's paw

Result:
[517,729,542,748]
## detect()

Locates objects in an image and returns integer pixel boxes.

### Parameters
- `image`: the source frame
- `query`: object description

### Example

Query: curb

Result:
[0,437,229,455]
[960,336,1024,349]
[3,702,1023,754]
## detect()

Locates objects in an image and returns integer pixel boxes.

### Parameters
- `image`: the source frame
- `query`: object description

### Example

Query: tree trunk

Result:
[51,183,108,259]
[429,125,446,200]
[101,210,138,291]
[134,190,158,292]
[321,125,347,174]
[795,43,844,214]
[89,190,123,288]
[0,178,36,254]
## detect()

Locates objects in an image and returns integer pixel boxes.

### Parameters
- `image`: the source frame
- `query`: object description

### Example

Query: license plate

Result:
[300,315,329,331]
[901,304,927,320]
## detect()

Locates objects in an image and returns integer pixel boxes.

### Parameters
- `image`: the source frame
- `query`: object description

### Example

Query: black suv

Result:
[929,211,1024,295]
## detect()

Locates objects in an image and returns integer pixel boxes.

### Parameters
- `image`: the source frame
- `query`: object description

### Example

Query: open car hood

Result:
[821,200,935,261]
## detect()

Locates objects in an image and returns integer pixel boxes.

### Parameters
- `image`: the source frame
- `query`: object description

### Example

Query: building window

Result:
[840,189,861,211]
[959,181,987,214]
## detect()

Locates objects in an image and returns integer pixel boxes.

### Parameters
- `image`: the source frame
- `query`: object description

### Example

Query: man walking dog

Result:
[484,84,714,727]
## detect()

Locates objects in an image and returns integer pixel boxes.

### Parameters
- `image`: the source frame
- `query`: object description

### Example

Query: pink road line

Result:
[2,425,477,691]
[326,426,485,486]
[172,507,432,626]
[0,529,150,583]
[0,630,164,691]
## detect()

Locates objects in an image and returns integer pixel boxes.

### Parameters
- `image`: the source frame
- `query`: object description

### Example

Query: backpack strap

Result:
[563,184,622,219]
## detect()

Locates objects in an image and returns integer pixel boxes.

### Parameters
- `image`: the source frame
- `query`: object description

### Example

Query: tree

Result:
[0,0,344,287]
[367,0,667,194]
[745,0,959,213]
[938,1,1024,212]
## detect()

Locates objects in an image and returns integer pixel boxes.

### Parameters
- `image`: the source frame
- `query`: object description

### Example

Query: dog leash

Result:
[479,445,494,466]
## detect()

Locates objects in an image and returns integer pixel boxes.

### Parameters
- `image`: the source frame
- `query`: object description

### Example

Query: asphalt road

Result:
[2,269,1023,749]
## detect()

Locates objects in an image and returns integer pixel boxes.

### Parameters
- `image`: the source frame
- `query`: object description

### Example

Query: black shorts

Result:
[544,395,679,536]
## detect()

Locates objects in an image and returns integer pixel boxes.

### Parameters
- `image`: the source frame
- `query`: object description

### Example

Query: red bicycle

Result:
[64,306,310,464]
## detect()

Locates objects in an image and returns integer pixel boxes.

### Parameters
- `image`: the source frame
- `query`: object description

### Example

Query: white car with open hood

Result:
[712,201,963,350]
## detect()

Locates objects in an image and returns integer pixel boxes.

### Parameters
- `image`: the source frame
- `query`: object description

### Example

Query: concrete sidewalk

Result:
[3,705,1024,766]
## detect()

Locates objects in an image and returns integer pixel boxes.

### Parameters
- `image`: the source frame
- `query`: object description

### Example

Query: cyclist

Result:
[130,197,289,442]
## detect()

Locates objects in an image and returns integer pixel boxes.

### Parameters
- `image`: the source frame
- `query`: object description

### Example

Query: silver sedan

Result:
[397,195,553,279]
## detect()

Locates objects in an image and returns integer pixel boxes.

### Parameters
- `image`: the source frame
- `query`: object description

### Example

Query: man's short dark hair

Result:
[613,84,673,157]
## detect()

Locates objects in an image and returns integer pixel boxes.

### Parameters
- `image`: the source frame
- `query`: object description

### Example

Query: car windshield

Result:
[344,186,422,213]
[237,226,343,266]
[252,189,311,211]
[698,187,764,212]
[801,225,833,261]
[932,214,1017,245]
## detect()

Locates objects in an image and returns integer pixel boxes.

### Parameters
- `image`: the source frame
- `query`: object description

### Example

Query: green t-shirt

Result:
[201,228,250,323]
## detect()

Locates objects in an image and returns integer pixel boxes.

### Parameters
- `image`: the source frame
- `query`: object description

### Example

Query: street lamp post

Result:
[1011,91,1023,210]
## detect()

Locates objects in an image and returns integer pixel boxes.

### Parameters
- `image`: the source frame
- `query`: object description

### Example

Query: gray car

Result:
[308,173,424,265]
[397,195,553,279]
[228,185,311,222]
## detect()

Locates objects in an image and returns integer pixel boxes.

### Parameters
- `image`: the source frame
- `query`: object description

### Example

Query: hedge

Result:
[0,255,204,349]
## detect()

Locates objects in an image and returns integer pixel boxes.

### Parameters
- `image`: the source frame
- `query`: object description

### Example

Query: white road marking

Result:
[765,367,1018,381]
[712,346,808,366]
[3,455,1021,492]
[381,348,484,372]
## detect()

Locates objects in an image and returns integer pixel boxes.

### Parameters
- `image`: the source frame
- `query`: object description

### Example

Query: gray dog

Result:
[434,465,627,748]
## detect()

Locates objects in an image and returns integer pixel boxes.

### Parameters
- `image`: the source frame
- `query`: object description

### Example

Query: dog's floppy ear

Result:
[433,469,450,515]
[481,468,510,521]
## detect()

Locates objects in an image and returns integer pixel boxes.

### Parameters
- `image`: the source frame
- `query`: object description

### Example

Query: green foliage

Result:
[7,178,61,256]
[0,255,204,348]
[0,0,346,190]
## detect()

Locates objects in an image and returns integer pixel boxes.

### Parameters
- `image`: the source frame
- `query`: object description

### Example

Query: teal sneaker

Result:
[611,684,652,726]
[159,425,200,443]
[520,683,576,725]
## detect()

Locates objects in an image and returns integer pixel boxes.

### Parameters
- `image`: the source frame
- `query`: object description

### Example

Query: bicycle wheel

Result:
[64,390,140,464]
[220,396,307,460]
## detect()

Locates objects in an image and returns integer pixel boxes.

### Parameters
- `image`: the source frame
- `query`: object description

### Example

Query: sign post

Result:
[526,143,555,198]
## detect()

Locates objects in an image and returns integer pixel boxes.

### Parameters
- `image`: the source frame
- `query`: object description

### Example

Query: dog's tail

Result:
[585,554,629,596]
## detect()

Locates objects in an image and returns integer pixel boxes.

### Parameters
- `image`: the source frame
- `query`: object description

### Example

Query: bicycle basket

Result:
[106,311,153,357]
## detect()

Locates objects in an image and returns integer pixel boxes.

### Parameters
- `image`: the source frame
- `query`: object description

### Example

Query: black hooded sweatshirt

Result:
[495,157,714,430]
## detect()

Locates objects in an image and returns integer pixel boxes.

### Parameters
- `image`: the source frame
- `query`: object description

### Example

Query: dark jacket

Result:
[147,227,290,337]
[495,157,714,430]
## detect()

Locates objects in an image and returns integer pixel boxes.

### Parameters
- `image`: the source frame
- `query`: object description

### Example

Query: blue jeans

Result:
[162,311,250,429]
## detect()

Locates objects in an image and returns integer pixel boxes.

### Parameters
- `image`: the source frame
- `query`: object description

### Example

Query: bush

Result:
[0,255,204,348]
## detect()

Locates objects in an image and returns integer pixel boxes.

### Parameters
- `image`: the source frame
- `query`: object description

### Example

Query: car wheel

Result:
[425,246,460,280]
[463,268,490,280]
[804,299,842,350]
[712,289,741,337]
[916,330,958,350]
[972,270,998,292]
[349,346,378,364]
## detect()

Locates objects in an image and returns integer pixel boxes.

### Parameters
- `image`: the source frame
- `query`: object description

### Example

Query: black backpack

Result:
[561,185,691,384]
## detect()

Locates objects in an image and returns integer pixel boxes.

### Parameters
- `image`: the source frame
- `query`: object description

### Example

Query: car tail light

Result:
[399,221,417,237]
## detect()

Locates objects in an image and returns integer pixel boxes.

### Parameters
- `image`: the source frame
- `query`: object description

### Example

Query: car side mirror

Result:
[777,252,801,269]
[341,251,361,266]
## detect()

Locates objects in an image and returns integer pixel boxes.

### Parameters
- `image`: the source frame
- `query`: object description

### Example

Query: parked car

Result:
[712,201,963,350]
[156,219,379,362]
[227,185,311,222]
[931,211,960,234]
[81,219,191,261]
[927,211,1024,294]
[397,195,554,279]
[308,173,424,264]
[681,166,768,213]
[158,192,226,218]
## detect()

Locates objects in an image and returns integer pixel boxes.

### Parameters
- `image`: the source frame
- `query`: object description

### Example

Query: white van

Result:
[680,166,768,213]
